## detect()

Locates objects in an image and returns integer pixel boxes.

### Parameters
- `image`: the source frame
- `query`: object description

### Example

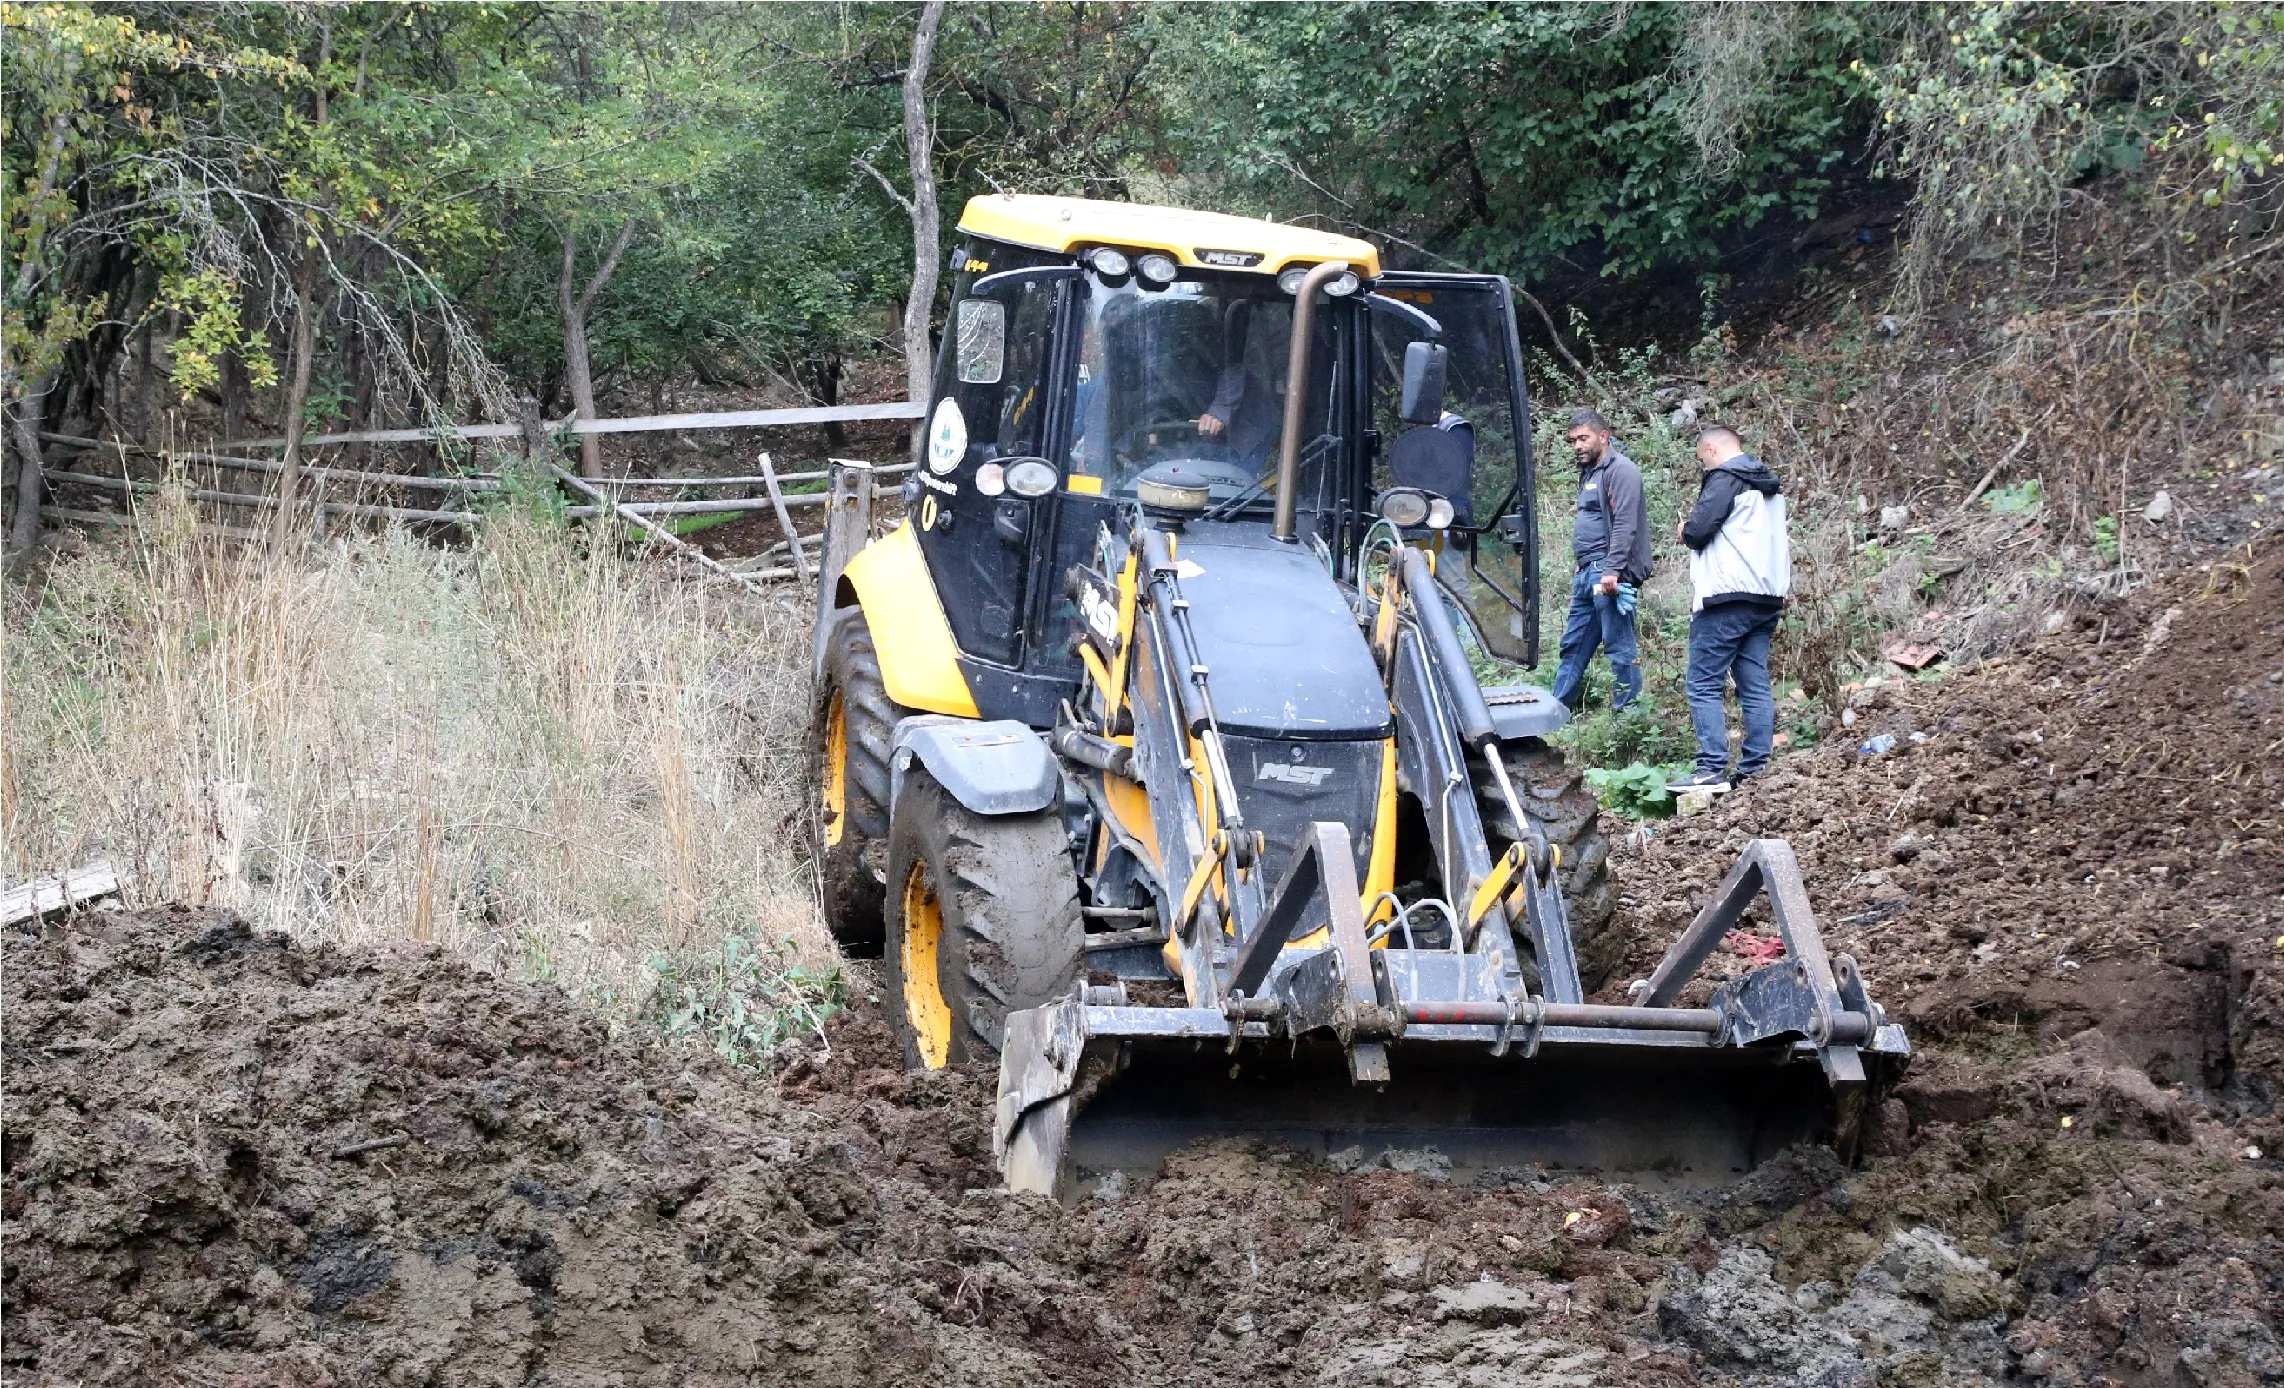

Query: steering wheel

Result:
[1158,457,1258,491]
[1118,416,1207,457]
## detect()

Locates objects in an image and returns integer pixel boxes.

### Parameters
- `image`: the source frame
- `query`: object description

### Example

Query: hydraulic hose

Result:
[1400,546,1496,749]
[1140,525,1246,834]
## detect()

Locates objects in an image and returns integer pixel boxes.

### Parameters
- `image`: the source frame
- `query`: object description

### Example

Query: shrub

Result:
[648,931,846,1071]
[1584,761,1693,820]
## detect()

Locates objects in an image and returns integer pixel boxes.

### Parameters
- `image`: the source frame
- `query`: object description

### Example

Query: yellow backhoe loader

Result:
[810,195,1908,1198]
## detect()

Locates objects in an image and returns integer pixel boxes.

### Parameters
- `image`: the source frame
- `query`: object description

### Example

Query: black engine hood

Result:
[1168,524,1392,741]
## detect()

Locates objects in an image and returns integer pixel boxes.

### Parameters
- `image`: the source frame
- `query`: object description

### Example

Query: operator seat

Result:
[1387,411,1476,526]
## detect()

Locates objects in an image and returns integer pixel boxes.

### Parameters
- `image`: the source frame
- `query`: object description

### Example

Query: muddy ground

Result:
[6,546,2280,1388]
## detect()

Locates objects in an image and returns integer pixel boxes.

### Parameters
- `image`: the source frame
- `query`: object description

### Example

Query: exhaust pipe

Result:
[1271,260,1350,543]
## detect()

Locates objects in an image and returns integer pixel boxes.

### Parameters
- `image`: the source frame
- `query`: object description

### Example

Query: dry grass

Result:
[1,478,829,1006]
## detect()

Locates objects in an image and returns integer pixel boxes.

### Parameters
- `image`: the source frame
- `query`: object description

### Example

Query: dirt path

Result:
[6,547,2279,1388]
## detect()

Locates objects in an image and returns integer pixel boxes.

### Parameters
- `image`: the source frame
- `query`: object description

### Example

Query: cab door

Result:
[1369,272,1540,666]
[916,266,1072,669]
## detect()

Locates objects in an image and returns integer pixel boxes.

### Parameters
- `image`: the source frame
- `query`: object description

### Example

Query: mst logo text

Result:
[1256,762,1333,787]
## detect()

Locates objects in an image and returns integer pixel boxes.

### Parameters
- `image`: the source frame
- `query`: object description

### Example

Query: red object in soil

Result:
[1727,931,1787,966]
[1884,640,1945,671]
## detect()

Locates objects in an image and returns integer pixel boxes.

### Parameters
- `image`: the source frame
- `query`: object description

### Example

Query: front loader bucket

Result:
[997,838,1909,1199]
[996,1001,1902,1198]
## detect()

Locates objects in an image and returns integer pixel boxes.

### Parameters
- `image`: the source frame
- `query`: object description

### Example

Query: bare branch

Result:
[853,155,914,216]
[1514,286,1601,390]
[576,216,640,318]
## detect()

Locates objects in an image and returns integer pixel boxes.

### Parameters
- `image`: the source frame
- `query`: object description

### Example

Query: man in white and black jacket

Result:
[1669,425,1792,794]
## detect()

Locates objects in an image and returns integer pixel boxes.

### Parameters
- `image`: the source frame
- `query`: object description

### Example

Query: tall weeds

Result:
[2,482,829,1006]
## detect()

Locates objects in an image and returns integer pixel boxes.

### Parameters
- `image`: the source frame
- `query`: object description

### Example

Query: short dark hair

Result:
[1567,409,1610,433]
[1696,423,1743,450]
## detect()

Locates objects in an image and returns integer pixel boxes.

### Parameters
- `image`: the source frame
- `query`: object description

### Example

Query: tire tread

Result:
[1475,738,1622,988]
[885,772,1083,1062]
[810,606,904,949]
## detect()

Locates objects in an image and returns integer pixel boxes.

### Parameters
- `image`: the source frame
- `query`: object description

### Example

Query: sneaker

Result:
[1667,770,1733,795]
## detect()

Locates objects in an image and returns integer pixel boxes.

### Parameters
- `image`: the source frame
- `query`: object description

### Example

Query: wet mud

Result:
[6,548,2279,1386]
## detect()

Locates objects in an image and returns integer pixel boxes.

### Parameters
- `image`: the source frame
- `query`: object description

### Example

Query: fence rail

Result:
[37,401,920,587]
[217,400,926,450]
[44,434,503,491]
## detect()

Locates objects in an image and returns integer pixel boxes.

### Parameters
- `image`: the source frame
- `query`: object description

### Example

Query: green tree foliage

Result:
[6,0,2278,472]
[1150,3,1877,279]
[2,4,297,395]
[431,5,904,412]
[1864,2,2284,306]
[4,1,509,432]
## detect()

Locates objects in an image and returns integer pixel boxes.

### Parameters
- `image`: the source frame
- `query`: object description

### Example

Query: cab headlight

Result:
[1005,458,1060,497]
[1376,488,1430,527]
[1279,266,1361,297]
[1136,253,1179,285]
[1089,247,1131,278]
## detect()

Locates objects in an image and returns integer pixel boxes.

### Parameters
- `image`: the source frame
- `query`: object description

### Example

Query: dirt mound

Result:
[1614,542,2281,1116]
[5,548,2279,1388]
[5,907,2139,1388]
[1607,541,2284,1383]
[3,909,980,1385]
[0,909,1692,1386]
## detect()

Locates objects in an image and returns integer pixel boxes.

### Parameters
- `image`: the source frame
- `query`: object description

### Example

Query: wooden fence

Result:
[37,400,920,586]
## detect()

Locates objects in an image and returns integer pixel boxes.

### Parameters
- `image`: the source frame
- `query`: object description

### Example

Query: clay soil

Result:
[6,546,2280,1388]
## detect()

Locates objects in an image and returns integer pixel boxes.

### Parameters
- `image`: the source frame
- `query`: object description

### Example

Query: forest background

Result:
[6,3,2275,502]
[3,1,2280,1019]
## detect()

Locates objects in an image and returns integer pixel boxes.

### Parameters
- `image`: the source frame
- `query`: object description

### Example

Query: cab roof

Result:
[957,194,1382,279]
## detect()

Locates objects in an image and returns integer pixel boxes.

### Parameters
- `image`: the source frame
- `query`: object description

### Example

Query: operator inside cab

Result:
[1066,262,1341,511]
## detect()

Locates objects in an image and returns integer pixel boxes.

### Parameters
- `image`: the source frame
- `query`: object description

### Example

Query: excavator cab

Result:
[809,195,1906,1197]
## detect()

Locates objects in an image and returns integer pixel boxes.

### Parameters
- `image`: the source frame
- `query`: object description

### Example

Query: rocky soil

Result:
[5,544,2279,1388]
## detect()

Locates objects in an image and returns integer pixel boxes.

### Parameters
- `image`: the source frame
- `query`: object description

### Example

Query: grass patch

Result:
[3,481,833,1015]
[649,929,846,1070]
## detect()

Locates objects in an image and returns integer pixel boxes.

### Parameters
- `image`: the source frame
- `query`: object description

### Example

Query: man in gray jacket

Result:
[1551,410,1652,711]
[1669,425,1791,793]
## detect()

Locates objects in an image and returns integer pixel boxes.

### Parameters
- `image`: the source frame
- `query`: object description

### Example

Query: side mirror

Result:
[1400,341,1449,425]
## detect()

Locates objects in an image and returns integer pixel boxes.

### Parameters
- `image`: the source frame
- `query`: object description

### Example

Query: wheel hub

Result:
[899,861,953,1068]
[821,691,848,848]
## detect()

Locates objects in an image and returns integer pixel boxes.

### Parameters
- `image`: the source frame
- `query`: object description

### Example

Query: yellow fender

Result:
[840,523,981,718]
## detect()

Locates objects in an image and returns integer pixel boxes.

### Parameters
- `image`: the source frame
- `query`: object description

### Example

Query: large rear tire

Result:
[808,606,904,952]
[1476,738,1619,988]
[884,769,1084,1069]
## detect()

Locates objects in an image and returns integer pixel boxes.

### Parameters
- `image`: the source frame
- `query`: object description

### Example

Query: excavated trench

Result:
[5,546,2279,1387]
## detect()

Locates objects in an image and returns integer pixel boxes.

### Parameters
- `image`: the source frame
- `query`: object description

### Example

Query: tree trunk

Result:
[900,1,947,459]
[6,370,56,554]
[272,254,321,550]
[558,217,638,480]
[4,113,72,554]
[136,317,155,439]
[811,355,847,449]
[221,351,250,442]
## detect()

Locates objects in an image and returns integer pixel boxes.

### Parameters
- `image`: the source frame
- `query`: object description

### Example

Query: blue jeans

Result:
[1687,601,1782,777]
[1551,567,1640,711]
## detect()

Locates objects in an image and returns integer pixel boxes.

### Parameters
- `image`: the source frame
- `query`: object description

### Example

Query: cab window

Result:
[1067,273,1340,517]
